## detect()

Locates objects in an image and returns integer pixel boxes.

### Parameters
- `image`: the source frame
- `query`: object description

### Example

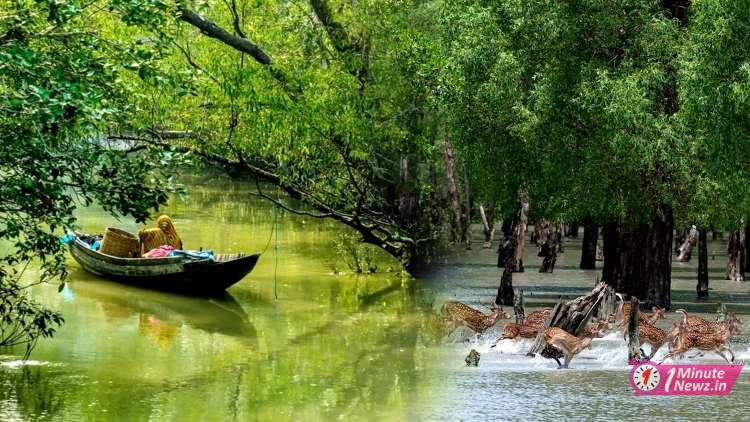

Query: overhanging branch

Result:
[177,6,271,65]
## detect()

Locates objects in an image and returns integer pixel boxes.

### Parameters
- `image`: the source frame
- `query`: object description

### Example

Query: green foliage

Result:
[434,0,750,229]
[333,232,378,274]
[112,0,451,264]
[1,0,177,354]
[0,271,64,359]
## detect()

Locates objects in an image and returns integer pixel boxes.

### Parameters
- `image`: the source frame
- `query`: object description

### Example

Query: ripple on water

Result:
[0,360,52,369]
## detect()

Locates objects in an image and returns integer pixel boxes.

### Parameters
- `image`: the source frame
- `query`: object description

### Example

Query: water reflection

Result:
[68,266,258,343]
[2,175,437,421]
[0,367,65,421]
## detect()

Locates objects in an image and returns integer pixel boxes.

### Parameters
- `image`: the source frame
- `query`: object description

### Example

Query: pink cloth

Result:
[143,245,175,258]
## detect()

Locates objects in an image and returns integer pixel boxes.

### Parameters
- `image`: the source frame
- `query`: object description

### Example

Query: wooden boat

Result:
[69,235,259,294]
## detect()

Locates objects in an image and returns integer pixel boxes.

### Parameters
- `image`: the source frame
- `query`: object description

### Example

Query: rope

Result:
[273,206,279,300]
[260,204,280,299]
[261,205,276,255]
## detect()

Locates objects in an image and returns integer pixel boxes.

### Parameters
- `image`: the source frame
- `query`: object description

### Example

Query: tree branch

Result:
[175,6,291,89]
[177,6,270,64]
[309,0,361,54]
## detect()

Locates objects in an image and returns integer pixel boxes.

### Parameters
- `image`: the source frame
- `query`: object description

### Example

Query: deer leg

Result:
[647,343,661,360]
[662,347,685,363]
[716,346,734,363]
[715,350,731,364]
[444,319,457,335]
[561,353,573,369]
[552,356,563,368]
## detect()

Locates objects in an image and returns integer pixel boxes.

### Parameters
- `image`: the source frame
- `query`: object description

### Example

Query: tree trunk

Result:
[398,156,416,225]
[498,237,513,268]
[495,238,516,306]
[501,218,512,238]
[565,223,579,238]
[443,136,462,243]
[674,229,686,255]
[580,220,598,270]
[528,282,613,357]
[601,205,674,309]
[498,201,527,271]
[513,288,525,324]
[513,199,529,272]
[535,220,560,273]
[479,204,495,248]
[743,225,750,273]
[461,164,472,249]
[677,225,698,262]
[627,298,645,363]
[715,303,728,323]
[726,230,744,282]
[697,229,709,299]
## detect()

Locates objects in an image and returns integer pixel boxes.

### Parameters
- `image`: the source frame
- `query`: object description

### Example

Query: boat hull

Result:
[69,238,259,294]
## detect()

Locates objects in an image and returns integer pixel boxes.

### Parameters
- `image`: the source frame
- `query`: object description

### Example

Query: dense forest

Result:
[2,0,750,350]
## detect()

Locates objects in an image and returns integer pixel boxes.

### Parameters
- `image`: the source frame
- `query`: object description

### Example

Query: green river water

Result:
[3,174,750,421]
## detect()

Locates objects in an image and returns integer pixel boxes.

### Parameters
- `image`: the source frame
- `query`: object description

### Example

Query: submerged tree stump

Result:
[513,199,529,273]
[627,298,645,363]
[715,302,728,323]
[479,204,495,248]
[596,283,616,321]
[497,238,513,268]
[495,238,516,306]
[677,225,698,262]
[697,229,709,299]
[513,288,525,324]
[580,221,598,270]
[727,230,744,282]
[465,349,480,367]
[527,282,612,358]
[535,220,562,273]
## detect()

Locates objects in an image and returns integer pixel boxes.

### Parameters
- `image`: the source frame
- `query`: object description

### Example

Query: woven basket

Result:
[100,227,140,258]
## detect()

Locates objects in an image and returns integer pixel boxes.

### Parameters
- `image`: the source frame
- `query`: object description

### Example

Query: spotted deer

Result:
[582,318,612,338]
[441,301,510,336]
[542,327,593,368]
[497,322,540,343]
[615,294,666,337]
[523,308,552,327]
[493,307,552,345]
[680,311,743,335]
[663,310,742,363]
[637,321,680,360]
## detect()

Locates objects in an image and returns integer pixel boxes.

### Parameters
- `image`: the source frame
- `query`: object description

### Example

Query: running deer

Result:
[582,318,612,338]
[496,322,540,343]
[679,311,743,334]
[637,321,680,360]
[441,301,510,336]
[523,308,552,327]
[663,310,742,363]
[493,307,552,344]
[615,294,666,337]
[542,327,593,368]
